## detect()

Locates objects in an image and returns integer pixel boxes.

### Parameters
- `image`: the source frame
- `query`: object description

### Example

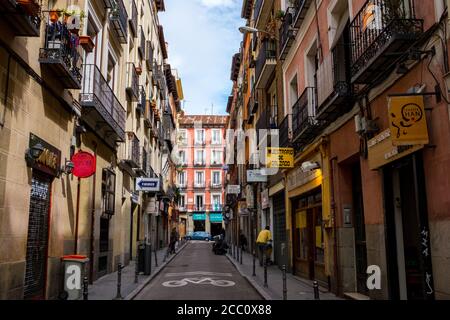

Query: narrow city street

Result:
[134,241,262,300]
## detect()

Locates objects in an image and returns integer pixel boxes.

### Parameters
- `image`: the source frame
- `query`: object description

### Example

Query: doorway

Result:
[210,222,222,237]
[24,171,52,300]
[384,153,434,300]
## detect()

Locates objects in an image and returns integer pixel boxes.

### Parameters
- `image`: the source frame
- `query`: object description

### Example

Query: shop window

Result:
[314,209,324,264]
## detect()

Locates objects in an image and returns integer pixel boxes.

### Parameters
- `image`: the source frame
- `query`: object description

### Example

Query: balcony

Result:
[255,39,277,89]
[136,147,148,177]
[350,0,423,84]
[254,0,273,30]
[194,182,206,189]
[194,140,206,147]
[155,0,165,12]
[39,18,83,89]
[79,65,126,146]
[126,62,139,101]
[279,114,292,148]
[292,0,313,29]
[129,0,137,37]
[256,107,277,144]
[210,204,223,212]
[246,97,256,124]
[146,41,153,69]
[230,52,241,81]
[158,25,168,59]
[177,182,187,189]
[0,0,41,36]
[316,37,352,122]
[124,132,141,168]
[194,160,206,167]
[292,87,322,147]
[144,100,154,128]
[138,25,145,58]
[137,85,146,114]
[109,0,128,44]
[279,7,296,60]
[210,160,222,167]
[210,182,222,189]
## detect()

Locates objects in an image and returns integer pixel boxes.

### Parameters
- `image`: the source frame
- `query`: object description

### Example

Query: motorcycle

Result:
[212,235,228,255]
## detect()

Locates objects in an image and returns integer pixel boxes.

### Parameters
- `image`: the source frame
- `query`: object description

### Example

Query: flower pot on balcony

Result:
[17,0,40,16]
[79,35,95,52]
[135,65,142,75]
[49,10,61,23]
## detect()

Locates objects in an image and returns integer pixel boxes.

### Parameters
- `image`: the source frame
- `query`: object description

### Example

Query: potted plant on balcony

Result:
[135,64,142,75]
[79,35,95,52]
[275,9,285,21]
[49,9,61,23]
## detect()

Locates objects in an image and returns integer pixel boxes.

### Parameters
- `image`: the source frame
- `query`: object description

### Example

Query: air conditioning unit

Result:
[355,115,378,134]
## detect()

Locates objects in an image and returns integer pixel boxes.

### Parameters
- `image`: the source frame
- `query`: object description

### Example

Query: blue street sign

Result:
[136,178,160,192]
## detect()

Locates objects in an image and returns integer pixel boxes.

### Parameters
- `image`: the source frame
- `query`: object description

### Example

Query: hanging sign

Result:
[266,147,294,168]
[28,133,61,177]
[388,95,429,146]
[71,151,96,178]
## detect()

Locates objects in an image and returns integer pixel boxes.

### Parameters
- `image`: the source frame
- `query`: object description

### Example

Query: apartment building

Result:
[227,0,450,300]
[0,0,181,299]
[176,115,228,237]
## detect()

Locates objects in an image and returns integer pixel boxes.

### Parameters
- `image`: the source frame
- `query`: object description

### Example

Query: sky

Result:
[159,0,245,115]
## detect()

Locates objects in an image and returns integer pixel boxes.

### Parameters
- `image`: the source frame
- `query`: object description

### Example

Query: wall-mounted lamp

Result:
[25,143,45,165]
[59,160,75,177]
[301,161,320,172]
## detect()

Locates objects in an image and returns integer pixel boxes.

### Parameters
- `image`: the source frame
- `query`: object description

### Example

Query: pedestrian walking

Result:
[239,231,248,252]
[256,226,272,266]
[169,228,177,254]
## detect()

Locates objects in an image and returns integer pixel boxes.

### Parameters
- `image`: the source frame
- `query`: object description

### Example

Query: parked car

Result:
[186,231,212,241]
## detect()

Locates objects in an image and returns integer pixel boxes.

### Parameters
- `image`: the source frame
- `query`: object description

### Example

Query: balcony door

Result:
[195,194,204,211]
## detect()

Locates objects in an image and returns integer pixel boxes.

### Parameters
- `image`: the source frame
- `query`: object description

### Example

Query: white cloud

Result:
[159,0,244,115]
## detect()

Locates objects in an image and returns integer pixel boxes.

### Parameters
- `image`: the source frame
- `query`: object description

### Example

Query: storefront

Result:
[209,213,223,236]
[287,139,331,286]
[193,213,206,232]
[24,133,61,299]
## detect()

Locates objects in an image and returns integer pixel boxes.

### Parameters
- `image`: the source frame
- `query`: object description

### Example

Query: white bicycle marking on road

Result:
[162,277,236,287]
[165,271,233,277]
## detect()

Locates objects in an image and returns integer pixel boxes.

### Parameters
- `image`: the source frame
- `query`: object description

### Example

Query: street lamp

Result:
[238,26,278,40]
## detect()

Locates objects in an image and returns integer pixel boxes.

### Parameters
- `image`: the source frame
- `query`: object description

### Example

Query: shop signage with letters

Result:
[247,169,267,182]
[388,95,429,146]
[28,133,61,177]
[209,213,223,223]
[266,147,294,168]
[227,185,241,194]
[193,213,206,221]
[71,151,96,178]
[368,129,424,170]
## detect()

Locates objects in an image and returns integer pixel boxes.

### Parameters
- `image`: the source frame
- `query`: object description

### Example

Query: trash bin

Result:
[138,242,145,273]
[61,255,89,300]
[138,242,152,275]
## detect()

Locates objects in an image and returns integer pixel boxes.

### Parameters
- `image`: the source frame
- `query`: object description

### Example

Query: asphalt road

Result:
[134,241,262,300]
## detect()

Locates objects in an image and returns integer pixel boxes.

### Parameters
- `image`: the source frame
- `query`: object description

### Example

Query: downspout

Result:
[89,141,98,284]
[74,177,81,254]
[330,156,340,296]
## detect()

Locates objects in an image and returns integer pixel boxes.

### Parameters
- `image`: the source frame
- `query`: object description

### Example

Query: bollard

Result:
[282,265,287,300]
[313,280,320,300]
[154,248,158,267]
[252,251,256,276]
[114,263,123,300]
[240,247,242,265]
[83,276,88,300]
[135,248,139,284]
[263,256,268,287]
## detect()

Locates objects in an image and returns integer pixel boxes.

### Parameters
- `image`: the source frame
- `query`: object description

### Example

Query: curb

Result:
[226,254,272,301]
[125,241,189,300]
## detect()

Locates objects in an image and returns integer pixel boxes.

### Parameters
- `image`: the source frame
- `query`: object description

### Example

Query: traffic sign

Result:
[136,178,160,192]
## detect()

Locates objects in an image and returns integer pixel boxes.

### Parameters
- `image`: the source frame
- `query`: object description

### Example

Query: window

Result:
[195,129,205,144]
[211,129,221,144]
[178,150,186,165]
[211,150,222,165]
[212,194,221,211]
[178,194,185,208]
[195,171,205,186]
[195,194,204,210]
[195,149,205,165]
[212,171,221,185]
[102,169,116,215]
[178,129,187,145]
[177,171,186,186]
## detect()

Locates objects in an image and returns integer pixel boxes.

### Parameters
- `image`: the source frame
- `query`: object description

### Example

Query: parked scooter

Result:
[212,234,228,255]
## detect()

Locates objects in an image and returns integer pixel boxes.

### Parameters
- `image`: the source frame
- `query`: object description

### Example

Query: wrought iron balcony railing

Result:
[210,182,223,189]
[255,39,277,89]
[254,0,263,23]
[279,114,292,148]
[0,0,41,36]
[80,64,126,142]
[39,18,83,89]
[144,100,154,128]
[137,85,146,114]
[138,25,145,58]
[129,0,138,37]
[126,62,139,101]
[109,0,128,44]
[125,132,140,168]
[292,87,321,145]
[194,182,206,188]
[316,33,352,122]
[279,7,296,60]
[349,0,423,84]
[146,41,154,69]
[292,0,313,29]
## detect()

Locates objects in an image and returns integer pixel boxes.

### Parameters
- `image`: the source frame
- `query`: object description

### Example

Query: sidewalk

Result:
[87,240,188,300]
[227,248,343,300]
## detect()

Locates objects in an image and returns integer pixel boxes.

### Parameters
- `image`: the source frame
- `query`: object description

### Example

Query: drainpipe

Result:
[89,141,98,284]
[74,177,81,254]
[330,156,340,296]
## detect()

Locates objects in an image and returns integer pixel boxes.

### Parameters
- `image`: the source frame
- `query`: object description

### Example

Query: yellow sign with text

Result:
[266,147,294,168]
[388,95,429,146]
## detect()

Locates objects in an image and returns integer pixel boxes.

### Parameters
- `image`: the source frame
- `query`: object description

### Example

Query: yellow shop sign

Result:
[266,147,294,168]
[388,95,429,146]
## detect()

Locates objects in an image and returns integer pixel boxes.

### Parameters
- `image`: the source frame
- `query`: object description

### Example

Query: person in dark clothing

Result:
[239,231,248,252]
[169,228,178,254]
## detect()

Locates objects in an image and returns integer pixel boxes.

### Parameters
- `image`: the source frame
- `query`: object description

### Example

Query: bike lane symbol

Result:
[162,277,236,287]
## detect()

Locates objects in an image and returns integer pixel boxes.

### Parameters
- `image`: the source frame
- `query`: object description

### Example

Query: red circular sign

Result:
[71,151,96,178]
